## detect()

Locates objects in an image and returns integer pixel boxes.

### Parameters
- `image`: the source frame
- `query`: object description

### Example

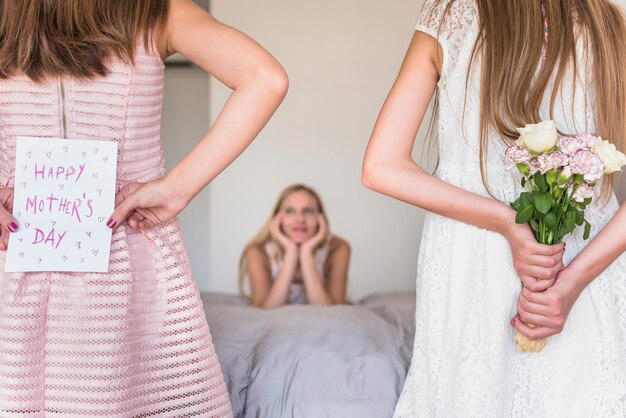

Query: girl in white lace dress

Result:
[239,184,350,308]
[363,0,626,417]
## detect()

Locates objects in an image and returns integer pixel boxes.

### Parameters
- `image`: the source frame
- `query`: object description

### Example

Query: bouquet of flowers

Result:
[505,120,626,352]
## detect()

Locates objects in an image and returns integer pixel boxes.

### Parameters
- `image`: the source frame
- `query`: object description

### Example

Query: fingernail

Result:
[7,222,17,233]
[106,219,116,228]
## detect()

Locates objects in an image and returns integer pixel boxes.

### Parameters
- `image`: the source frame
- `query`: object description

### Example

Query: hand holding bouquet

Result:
[505,120,626,352]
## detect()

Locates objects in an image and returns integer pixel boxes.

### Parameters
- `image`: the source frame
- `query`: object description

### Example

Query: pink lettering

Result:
[71,199,82,222]
[34,163,45,180]
[76,164,86,182]
[26,195,38,214]
[46,194,59,211]
[86,199,94,218]
[32,228,45,244]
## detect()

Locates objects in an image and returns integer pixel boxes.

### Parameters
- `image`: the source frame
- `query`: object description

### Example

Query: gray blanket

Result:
[201,292,415,418]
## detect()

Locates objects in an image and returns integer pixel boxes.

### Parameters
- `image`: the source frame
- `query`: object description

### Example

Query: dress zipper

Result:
[59,78,67,139]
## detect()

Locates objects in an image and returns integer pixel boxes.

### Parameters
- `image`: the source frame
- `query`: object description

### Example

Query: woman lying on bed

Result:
[239,184,351,308]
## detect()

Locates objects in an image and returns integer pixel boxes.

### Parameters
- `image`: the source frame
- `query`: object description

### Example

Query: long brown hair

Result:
[0,0,169,82]
[432,0,626,198]
[238,184,330,296]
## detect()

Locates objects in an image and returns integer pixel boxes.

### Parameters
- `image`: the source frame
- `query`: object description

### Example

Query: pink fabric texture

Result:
[0,44,233,417]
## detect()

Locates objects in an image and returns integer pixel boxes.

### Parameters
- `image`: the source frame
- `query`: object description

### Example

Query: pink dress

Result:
[0,44,233,417]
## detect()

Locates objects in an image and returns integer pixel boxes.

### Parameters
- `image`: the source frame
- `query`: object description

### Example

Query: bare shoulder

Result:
[245,244,271,269]
[329,235,351,257]
[155,0,213,60]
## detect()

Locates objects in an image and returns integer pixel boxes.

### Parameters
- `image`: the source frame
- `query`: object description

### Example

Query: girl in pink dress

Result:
[0,0,288,416]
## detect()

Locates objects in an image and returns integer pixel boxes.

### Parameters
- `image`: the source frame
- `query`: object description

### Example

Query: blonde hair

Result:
[431,0,626,199]
[238,184,329,296]
[0,0,169,82]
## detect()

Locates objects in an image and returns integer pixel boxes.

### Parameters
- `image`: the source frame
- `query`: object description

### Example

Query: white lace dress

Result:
[393,1,626,417]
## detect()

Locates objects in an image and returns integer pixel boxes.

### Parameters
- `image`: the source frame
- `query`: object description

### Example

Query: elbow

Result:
[257,63,289,101]
[361,158,382,192]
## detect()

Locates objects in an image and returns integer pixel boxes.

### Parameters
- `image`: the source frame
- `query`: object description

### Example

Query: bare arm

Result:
[362,31,563,285]
[109,0,288,228]
[162,0,288,205]
[324,237,351,304]
[364,32,514,236]
[246,246,298,309]
[565,202,626,286]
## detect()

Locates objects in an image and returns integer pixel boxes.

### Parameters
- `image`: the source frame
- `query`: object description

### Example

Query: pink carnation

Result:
[536,151,570,174]
[572,183,596,203]
[504,145,532,169]
[527,158,541,175]
[559,136,590,155]
[575,133,600,148]
[570,149,604,183]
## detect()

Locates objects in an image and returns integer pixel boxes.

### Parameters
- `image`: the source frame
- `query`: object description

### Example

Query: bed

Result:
[201,291,416,418]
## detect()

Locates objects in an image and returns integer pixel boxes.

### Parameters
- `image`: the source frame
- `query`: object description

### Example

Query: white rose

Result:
[517,120,558,153]
[592,138,626,174]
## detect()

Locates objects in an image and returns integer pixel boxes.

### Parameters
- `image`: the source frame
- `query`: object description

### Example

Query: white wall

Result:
[207,0,426,301]
[161,65,211,284]
[161,0,211,284]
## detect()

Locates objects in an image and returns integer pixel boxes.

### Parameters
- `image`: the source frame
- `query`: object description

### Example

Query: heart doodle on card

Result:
[86,231,92,237]
[92,250,99,256]
[62,256,68,261]
[51,221,56,226]
[80,257,85,263]
[27,151,32,158]
[21,182,26,188]
[18,238,23,243]
[63,146,68,153]
[22,165,27,172]
[25,223,30,229]
[92,173,98,179]
[58,184,64,190]
[46,151,52,158]
[37,257,42,264]
[82,151,87,157]
[102,156,108,163]
[93,147,99,154]
[96,189,102,196]
[18,252,24,257]
[97,217,105,223]
[75,241,81,249]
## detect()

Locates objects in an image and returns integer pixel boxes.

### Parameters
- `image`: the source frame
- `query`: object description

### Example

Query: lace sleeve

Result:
[415,0,451,41]
[415,0,477,81]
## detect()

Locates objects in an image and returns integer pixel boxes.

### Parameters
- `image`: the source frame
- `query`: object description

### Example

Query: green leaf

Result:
[529,218,540,232]
[534,173,549,193]
[574,174,584,186]
[510,198,521,211]
[565,210,577,231]
[576,210,585,226]
[520,192,533,203]
[584,197,592,205]
[555,225,569,242]
[517,163,530,175]
[515,202,534,224]
[521,177,527,188]
[534,193,553,215]
[546,169,558,185]
[583,221,592,240]
[543,212,557,228]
